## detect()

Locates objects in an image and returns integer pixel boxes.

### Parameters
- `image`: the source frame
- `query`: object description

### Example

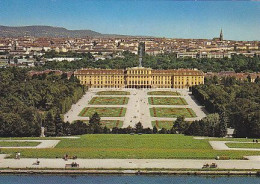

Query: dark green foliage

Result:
[185,113,222,137]
[88,113,102,134]
[173,116,187,133]
[45,112,55,137]
[70,120,88,135]
[153,126,158,134]
[0,67,85,137]
[219,111,228,137]
[41,53,260,72]
[192,78,260,138]
[54,112,64,136]
[135,122,143,133]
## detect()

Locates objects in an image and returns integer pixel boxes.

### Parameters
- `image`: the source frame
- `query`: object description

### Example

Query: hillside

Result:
[0,25,103,37]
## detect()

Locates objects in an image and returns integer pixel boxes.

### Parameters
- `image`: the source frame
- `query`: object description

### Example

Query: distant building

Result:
[74,67,204,89]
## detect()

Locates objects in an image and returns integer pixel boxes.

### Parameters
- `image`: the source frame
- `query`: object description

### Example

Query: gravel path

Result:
[0,140,60,149]
[209,141,260,151]
[0,156,260,169]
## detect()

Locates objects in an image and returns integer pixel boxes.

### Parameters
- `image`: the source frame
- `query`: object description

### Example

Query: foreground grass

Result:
[1,135,260,159]
[0,141,40,147]
[226,143,260,149]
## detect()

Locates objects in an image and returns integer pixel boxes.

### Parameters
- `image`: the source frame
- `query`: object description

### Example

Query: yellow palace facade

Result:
[74,67,204,89]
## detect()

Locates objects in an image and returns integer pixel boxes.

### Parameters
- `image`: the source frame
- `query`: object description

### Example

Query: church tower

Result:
[220,28,223,41]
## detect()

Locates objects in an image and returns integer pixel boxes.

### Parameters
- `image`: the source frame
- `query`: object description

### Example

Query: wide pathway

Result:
[0,156,260,169]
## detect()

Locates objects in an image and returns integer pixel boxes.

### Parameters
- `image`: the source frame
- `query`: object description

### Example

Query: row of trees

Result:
[0,67,86,137]
[191,77,260,138]
[42,51,260,73]
[185,113,227,137]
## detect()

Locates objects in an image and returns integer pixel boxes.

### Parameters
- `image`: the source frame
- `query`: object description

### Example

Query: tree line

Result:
[41,51,260,73]
[0,67,86,137]
[190,77,260,138]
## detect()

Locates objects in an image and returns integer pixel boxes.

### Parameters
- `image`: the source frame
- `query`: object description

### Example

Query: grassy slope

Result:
[1,135,260,159]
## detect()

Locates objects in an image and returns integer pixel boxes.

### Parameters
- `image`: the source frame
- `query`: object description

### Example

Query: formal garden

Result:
[148,91,180,96]
[96,91,130,95]
[79,107,126,117]
[151,121,174,130]
[89,97,129,105]
[83,120,123,129]
[148,97,187,105]
[150,107,196,118]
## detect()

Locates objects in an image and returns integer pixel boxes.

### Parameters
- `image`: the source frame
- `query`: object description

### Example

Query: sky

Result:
[0,0,259,40]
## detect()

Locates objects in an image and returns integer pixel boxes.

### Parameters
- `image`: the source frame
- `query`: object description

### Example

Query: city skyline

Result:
[0,0,259,40]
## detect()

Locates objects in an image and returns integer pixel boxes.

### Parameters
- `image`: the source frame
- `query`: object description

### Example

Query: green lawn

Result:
[89,97,129,105]
[226,143,260,149]
[1,135,260,159]
[83,120,123,129]
[150,107,197,118]
[79,107,126,117]
[0,141,40,147]
[148,91,180,96]
[96,91,130,95]
[148,97,187,105]
[152,121,174,129]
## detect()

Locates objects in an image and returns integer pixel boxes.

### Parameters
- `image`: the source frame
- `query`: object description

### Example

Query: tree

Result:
[153,126,158,134]
[54,111,64,136]
[44,112,56,137]
[219,111,228,137]
[247,75,251,82]
[135,122,143,133]
[89,112,102,133]
[173,116,187,134]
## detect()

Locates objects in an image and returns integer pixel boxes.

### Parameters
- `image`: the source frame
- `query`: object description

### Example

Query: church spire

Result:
[220,28,223,41]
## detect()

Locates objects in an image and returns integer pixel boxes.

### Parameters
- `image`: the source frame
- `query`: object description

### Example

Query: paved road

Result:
[0,156,260,169]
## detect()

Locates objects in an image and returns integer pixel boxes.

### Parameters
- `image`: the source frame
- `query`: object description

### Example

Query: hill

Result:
[0,25,103,37]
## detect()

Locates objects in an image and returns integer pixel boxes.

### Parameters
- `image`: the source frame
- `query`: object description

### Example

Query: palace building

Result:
[74,67,204,89]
